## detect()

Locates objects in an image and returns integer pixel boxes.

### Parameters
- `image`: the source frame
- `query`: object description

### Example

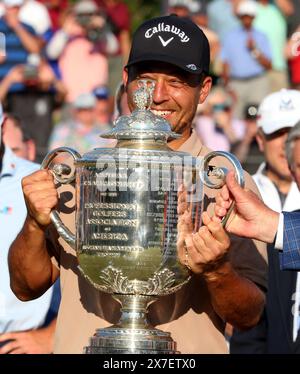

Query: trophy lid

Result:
[101,79,181,141]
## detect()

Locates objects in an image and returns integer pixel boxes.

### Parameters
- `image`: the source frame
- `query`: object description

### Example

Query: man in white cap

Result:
[0,105,55,353]
[253,89,300,211]
[221,0,272,119]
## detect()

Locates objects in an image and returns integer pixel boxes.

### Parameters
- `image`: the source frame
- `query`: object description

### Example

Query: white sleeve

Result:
[46,30,69,60]
[274,212,284,250]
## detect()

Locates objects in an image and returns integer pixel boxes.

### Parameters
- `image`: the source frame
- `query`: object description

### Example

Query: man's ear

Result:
[199,76,212,104]
[26,139,36,162]
[256,131,265,153]
[289,165,295,180]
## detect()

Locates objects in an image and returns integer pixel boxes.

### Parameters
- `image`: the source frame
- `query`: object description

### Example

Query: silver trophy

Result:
[41,80,244,354]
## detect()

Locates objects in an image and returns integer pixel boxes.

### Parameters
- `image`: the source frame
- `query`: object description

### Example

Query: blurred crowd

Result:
[0,0,131,161]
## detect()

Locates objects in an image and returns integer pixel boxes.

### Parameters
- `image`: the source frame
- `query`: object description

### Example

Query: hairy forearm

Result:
[8,216,55,301]
[204,262,265,330]
[14,24,40,53]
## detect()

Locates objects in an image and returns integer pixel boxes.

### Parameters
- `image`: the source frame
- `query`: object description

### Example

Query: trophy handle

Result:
[40,147,82,249]
[201,151,245,227]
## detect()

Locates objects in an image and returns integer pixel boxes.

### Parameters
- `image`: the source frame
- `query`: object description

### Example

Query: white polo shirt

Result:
[0,146,52,332]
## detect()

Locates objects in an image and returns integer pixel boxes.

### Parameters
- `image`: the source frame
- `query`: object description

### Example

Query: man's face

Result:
[5,6,20,17]
[256,127,292,180]
[124,61,211,135]
[290,138,300,189]
[2,118,31,160]
[75,108,96,127]
[95,99,110,125]
[239,15,254,29]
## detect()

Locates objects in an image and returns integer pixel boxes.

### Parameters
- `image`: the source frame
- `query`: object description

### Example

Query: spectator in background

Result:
[38,0,70,31]
[285,25,300,89]
[190,1,221,80]
[194,86,245,153]
[46,0,114,104]
[0,58,66,162]
[20,0,52,36]
[95,0,131,111]
[221,0,272,119]
[0,0,40,81]
[239,103,263,174]
[113,81,130,120]
[230,90,300,354]
[2,113,35,161]
[0,0,52,36]
[49,92,114,154]
[207,0,240,43]
[92,85,111,126]
[275,0,300,37]
[254,0,288,92]
[168,0,191,17]
[0,105,56,354]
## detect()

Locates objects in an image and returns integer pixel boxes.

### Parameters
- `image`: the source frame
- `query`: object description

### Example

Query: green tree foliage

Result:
[123,0,162,33]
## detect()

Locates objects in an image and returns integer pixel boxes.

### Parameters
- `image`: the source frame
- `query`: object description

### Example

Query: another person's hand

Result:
[0,327,54,354]
[215,171,279,243]
[246,36,256,51]
[22,170,58,228]
[6,65,25,84]
[179,212,230,275]
[5,7,20,30]
[62,14,84,36]
[38,61,57,91]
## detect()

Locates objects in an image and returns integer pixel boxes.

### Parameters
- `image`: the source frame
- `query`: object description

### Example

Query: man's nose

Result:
[152,80,169,104]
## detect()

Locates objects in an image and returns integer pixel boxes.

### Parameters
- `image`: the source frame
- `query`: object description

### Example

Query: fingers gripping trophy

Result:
[41,80,244,354]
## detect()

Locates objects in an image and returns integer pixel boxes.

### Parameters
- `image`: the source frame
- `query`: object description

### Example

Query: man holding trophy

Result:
[8,15,267,354]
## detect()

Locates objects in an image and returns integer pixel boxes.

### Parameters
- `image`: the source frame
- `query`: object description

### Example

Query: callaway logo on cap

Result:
[126,14,210,75]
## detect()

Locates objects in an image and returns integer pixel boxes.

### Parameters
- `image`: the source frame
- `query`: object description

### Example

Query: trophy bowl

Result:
[41,80,244,354]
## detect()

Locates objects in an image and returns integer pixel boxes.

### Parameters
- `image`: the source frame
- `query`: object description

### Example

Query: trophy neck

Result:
[114,294,156,330]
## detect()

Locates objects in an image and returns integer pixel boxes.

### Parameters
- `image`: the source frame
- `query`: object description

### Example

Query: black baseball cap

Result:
[126,14,210,75]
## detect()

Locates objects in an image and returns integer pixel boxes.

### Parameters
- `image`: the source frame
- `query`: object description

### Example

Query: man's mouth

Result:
[150,109,172,118]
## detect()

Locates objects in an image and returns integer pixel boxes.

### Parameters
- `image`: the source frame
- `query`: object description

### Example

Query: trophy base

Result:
[84,327,178,354]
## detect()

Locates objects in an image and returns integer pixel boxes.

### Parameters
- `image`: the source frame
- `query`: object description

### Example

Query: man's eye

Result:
[169,79,183,86]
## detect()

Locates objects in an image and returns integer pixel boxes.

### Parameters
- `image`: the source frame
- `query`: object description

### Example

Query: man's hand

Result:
[246,36,256,51]
[215,171,279,243]
[5,7,20,30]
[0,327,54,354]
[22,170,58,228]
[177,184,230,274]
[62,14,84,36]
[180,212,230,275]
[6,65,25,84]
